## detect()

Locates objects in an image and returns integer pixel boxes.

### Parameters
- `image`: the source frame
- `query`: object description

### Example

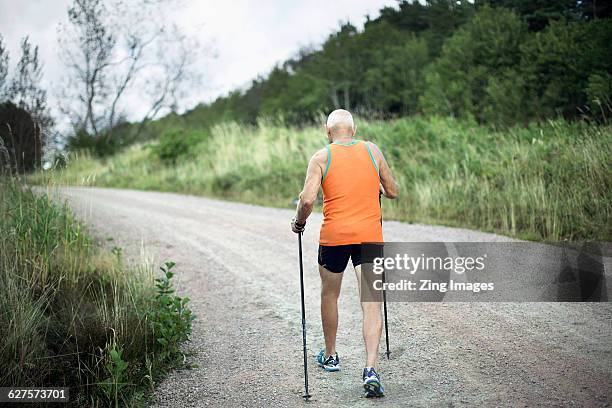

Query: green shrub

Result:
[65,128,125,157]
[100,340,129,408]
[0,180,195,406]
[586,72,612,121]
[148,262,194,361]
[150,129,208,164]
[33,116,612,241]
[0,101,43,174]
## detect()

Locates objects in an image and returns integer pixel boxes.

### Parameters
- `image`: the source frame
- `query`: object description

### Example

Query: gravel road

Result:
[50,187,611,407]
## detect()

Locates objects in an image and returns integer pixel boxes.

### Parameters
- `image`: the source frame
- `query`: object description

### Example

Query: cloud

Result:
[0,0,396,128]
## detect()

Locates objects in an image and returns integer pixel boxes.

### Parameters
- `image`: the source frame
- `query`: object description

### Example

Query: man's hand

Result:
[291,218,306,233]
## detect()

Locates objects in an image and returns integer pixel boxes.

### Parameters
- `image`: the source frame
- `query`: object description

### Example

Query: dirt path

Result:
[51,187,611,407]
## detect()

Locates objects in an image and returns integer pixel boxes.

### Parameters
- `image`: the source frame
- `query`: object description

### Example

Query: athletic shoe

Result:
[363,367,384,397]
[316,349,340,372]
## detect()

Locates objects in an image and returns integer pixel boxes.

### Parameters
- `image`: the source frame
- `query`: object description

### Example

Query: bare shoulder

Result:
[364,140,383,160]
[309,147,328,171]
[311,147,328,164]
[312,147,328,159]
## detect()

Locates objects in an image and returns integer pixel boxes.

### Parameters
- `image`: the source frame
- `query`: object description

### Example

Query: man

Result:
[291,109,399,398]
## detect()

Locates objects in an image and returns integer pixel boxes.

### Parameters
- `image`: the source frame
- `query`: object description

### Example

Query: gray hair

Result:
[326,109,354,130]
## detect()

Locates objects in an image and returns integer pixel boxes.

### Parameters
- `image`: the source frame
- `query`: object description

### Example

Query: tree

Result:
[576,0,612,20]
[316,23,361,109]
[370,0,474,55]
[586,72,612,121]
[0,101,42,174]
[484,0,612,28]
[58,0,201,150]
[58,0,115,138]
[167,0,610,128]
[258,46,333,123]
[0,37,52,170]
[420,6,528,123]
[482,0,577,31]
[520,18,612,120]
[354,21,411,113]
[364,35,430,115]
[421,0,475,54]
[0,35,8,101]
[259,65,291,118]
[9,37,53,129]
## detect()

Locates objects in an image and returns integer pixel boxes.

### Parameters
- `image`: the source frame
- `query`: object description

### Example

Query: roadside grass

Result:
[32,116,611,241]
[0,180,194,407]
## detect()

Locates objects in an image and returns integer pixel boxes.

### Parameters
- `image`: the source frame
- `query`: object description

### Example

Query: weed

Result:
[0,180,195,406]
[149,261,195,362]
[30,116,612,240]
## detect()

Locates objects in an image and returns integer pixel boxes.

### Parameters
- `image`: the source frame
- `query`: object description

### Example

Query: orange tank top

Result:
[319,139,383,246]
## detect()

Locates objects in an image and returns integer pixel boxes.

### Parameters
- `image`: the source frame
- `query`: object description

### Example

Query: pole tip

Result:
[385,350,391,359]
[303,393,312,401]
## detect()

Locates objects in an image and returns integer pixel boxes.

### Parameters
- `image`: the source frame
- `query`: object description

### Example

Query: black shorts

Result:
[318,244,382,273]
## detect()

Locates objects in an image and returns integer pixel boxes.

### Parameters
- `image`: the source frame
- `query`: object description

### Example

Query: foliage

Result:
[65,127,128,157]
[0,101,43,173]
[0,36,50,173]
[586,72,612,121]
[0,181,195,406]
[0,35,8,99]
[100,340,129,408]
[149,128,209,164]
[520,20,586,119]
[519,18,612,120]
[148,262,194,361]
[8,37,52,129]
[483,0,580,31]
[420,6,528,124]
[34,117,612,242]
[58,0,200,142]
[364,34,430,115]
[162,0,611,133]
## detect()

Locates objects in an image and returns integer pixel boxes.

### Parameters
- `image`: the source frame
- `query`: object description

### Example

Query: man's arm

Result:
[292,150,325,232]
[367,142,399,199]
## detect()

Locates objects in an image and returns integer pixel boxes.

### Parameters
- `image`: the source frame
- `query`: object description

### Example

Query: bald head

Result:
[326,109,355,137]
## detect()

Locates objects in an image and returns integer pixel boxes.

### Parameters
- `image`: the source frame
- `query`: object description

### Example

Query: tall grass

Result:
[0,180,193,406]
[33,116,611,241]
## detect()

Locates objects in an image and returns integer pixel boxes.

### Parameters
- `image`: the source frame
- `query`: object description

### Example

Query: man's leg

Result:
[354,264,382,369]
[319,265,344,356]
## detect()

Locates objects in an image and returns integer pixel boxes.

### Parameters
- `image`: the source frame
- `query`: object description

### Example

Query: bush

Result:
[519,18,612,120]
[0,180,194,406]
[65,127,128,158]
[32,117,612,241]
[420,6,528,122]
[586,72,612,122]
[0,101,43,174]
[148,262,194,361]
[150,129,208,165]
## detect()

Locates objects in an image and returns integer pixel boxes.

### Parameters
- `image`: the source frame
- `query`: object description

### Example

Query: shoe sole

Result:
[317,362,340,372]
[364,381,384,398]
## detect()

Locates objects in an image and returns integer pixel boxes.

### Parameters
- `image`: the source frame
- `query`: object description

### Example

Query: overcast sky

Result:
[1,0,397,124]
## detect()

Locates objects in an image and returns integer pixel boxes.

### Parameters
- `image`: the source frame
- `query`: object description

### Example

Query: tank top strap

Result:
[363,141,379,176]
[322,144,331,181]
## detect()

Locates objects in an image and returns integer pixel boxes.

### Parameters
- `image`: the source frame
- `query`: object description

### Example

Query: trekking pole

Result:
[379,191,391,359]
[297,232,312,401]
[382,268,391,359]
